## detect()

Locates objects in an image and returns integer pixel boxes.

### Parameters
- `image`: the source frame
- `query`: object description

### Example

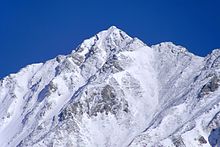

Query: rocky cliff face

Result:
[0,26,220,147]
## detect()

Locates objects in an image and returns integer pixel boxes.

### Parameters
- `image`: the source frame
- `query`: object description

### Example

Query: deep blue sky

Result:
[0,0,219,78]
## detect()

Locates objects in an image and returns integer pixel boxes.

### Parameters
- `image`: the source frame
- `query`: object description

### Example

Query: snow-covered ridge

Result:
[0,26,220,147]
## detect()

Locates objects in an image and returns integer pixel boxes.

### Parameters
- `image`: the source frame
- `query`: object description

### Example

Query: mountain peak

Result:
[2,27,220,147]
[97,26,132,41]
[106,25,120,32]
[72,26,134,55]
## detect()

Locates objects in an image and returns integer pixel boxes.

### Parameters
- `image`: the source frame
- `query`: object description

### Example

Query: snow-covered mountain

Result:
[0,26,220,147]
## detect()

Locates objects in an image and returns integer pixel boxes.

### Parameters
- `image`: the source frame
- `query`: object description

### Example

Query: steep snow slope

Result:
[129,47,220,146]
[0,26,220,147]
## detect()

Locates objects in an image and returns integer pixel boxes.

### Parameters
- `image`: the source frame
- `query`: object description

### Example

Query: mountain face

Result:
[0,26,220,147]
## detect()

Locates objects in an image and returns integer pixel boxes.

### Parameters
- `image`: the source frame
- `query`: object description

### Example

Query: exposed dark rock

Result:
[172,136,186,147]
[101,85,116,100]
[211,56,220,68]
[207,112,220,131]
[56,55,65,63]
[198,76,219,98]
[59,102,82,121]
[112,61,124,72]
[59,84,129,121]
[70,54,85,66]
[198,136,207,144]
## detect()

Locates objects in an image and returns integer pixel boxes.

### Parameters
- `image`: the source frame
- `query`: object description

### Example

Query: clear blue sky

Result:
[0,0,219,78]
